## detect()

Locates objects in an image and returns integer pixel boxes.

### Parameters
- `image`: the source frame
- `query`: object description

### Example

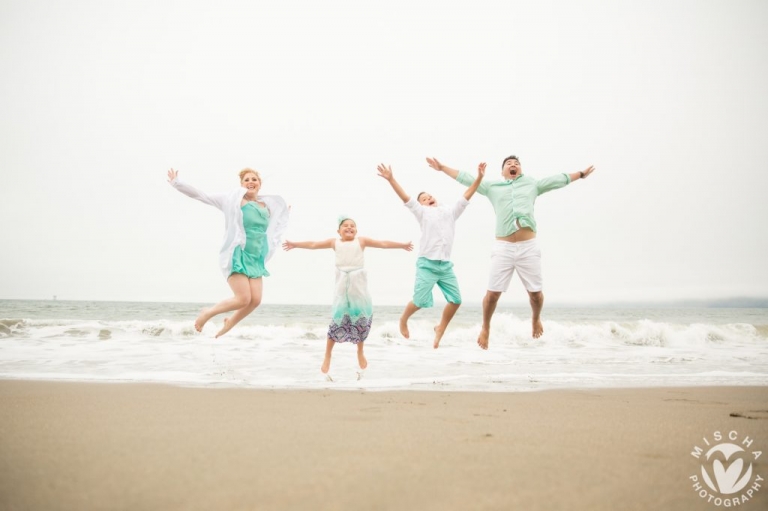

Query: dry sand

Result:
[1,381,766,510]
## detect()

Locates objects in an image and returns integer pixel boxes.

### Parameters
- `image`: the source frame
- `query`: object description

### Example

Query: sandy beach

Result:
[0,381,766,510]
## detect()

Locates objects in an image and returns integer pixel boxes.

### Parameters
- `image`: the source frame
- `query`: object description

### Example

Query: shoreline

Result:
[1,380,767,510]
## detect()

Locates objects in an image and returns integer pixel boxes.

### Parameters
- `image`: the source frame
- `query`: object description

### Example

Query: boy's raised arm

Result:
[376,164,410,203]
[463,162,486,201]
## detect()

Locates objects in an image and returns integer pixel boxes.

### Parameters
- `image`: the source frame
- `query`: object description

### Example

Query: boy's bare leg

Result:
[528,291,544,338]
[433,302,460,349]
[478,291,501,350]
[399,301,420,338]
[321,338,335,374]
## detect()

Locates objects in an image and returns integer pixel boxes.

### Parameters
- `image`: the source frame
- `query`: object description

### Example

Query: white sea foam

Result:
[1,306,767,391]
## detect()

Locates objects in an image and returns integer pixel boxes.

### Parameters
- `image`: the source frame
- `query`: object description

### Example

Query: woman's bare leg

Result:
[216,278,263,338]
[195,274,251,331]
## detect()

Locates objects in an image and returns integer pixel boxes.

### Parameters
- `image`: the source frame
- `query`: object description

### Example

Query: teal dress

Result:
[230,202,270,278]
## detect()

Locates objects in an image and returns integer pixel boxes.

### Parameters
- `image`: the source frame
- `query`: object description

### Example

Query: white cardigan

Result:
[170,178,289,278]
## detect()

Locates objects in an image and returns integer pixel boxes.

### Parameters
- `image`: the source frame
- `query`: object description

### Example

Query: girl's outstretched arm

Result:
[282,239,335,251]
[359,237,413,251]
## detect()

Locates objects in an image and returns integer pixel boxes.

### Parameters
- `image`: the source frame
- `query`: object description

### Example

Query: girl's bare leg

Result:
[399,301,420,339]
[356,342,367,369]
[216,278,263,338]
[433,302,460,349]
[195,274,251,331]
[321,338,335,374]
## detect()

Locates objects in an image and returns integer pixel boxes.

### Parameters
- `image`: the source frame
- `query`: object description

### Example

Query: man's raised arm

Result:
[426,157,460,179]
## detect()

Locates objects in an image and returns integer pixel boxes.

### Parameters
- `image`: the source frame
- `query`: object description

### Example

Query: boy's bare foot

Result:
[357,350,368,370]
[532,319,544,339]
[399,315,410,339]
[433,324,446,349]
[194,308,211,332]
[477,328,489,350]
[214,317,231,338]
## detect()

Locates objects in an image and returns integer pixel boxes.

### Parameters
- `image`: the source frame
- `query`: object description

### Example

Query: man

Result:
[427,155,595,349]
[377,162,484,348]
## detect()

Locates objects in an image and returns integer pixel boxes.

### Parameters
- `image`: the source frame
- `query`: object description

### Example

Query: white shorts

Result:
[487,238,543,293]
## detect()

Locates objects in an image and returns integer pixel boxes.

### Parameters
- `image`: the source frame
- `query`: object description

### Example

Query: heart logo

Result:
[711,458,753,495]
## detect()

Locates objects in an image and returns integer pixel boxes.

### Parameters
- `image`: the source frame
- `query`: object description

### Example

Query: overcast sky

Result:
[1,0,767,307]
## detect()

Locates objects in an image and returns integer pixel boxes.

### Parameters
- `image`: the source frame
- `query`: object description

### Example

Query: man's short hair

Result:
[501,155,520,168]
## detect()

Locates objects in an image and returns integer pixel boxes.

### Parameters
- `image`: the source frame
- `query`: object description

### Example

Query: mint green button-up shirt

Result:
[456,171,571,236]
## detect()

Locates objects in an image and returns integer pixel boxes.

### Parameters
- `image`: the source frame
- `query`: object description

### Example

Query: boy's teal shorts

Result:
[413,257,461,308]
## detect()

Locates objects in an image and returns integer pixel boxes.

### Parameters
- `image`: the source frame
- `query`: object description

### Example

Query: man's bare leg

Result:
[321,338,335,374]
[528,290,544,338]
[478,291,501,350]
[433,302,460,349]
[399,302,420,339]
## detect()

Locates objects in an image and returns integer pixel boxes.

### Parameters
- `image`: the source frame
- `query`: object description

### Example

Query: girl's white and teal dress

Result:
[328,239,373,343]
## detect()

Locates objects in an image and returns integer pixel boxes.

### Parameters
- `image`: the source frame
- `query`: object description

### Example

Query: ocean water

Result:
[1,299,767,392]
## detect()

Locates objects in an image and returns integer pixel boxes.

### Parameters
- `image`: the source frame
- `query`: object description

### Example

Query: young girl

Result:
[282,217,412,379]
[167,168,289,337]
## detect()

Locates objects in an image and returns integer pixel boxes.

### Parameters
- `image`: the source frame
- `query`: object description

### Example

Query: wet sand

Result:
[1,381,766,510]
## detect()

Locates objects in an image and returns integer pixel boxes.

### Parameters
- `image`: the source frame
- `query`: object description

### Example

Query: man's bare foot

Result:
[433,324,446,349]
[321,357,331,374]
[399,315,410,339]
[532,319,544,339]
[194,308,211,332]
[357,350,368,370]
[477,328,489,350]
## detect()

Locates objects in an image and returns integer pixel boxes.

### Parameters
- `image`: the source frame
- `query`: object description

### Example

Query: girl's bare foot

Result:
[532,319,544,339]
[321,357,331,374]
[194,308,211,332]
[215,317,231,338]
[357,349,368,370]
[477,328,490,350]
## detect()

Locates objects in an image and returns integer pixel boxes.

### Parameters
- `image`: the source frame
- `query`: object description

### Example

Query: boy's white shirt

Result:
[170,178,289,277]
[404,197,469,261]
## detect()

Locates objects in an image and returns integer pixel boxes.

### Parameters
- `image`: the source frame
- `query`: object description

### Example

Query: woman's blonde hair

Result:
[239,168,261,181]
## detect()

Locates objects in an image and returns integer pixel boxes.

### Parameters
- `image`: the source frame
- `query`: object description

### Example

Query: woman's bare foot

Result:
[433,324,446,349]
[399,315,410,339]
[532,319,544,339]
[194,308,212,332]
[477,328,490,350]
[215,317,232,338]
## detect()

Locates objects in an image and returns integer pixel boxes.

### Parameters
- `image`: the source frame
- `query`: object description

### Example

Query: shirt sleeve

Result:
[535,173,571,195]
[404,197,424,221]
[451,197,470,219]
[456,170,490,196]
[170,179,228,209]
